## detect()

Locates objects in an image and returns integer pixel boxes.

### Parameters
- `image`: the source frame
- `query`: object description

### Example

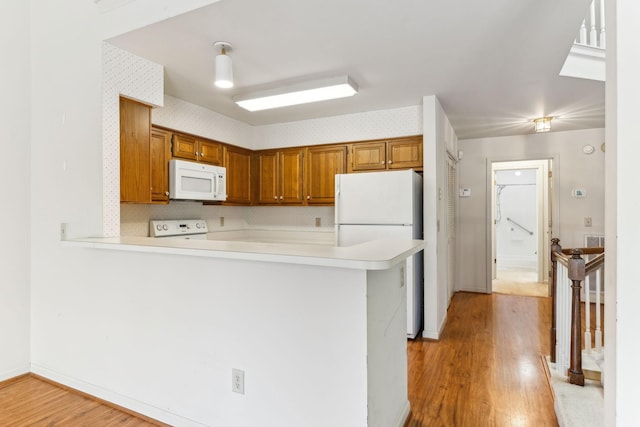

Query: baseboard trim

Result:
[0,366,30,383]
[0,372,31,390]
[394,400,411,427]
[29,373,171,427]
[30,365,207,427]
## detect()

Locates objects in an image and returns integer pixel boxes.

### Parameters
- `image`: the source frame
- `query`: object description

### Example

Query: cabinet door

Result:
[120,97,151,203]
[387,137,423,170]
[305,145,347,205]
[198,139,224,165]
[279,148,305,205]
[256,151,279,204]
[171,133,198,161]
[224,145,252,205]
[150,127,171,203]
[349,142,387,172]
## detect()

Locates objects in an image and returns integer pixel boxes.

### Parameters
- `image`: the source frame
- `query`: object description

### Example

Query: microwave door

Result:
[178,169,215,200]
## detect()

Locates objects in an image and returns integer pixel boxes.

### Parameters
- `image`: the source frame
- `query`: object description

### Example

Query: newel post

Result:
[568,249,585,386]
[550,238,561,363]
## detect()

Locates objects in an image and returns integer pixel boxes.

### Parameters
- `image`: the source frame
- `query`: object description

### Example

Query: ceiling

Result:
[108,0,605,140]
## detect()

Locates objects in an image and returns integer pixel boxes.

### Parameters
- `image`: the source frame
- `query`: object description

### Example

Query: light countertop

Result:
[63,236,424,270]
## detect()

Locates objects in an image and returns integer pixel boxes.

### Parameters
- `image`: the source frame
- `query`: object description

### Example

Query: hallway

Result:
[405,292,557,426]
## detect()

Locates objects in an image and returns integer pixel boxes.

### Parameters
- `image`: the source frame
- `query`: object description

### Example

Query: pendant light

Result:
[213,41,233,89]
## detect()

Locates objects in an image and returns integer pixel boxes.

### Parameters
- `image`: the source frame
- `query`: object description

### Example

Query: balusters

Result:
[599,0,606,48]
[595,267,603,352]
[584,273,592,353]
[589,1,597,47]
[576,0,606,49]
[579,19,587,45]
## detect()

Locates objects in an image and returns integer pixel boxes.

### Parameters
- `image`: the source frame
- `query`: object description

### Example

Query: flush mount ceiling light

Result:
[234,75,358,112]
[213,41,233,89]
[533,116,553,133]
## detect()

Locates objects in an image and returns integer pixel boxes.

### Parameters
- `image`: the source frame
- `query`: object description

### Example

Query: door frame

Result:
[486,156,559,293]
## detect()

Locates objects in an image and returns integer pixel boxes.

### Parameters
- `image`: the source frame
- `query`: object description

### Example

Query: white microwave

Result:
[169,159,227,201]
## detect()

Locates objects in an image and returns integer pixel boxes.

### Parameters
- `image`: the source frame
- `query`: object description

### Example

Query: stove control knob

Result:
[162,224,168,231]
[196,223,201,229]
[156,224,162,231]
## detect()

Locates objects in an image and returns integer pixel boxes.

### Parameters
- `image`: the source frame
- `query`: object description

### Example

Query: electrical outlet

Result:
[220,216,225,227]
[232,369,244,394]
[315,217,321,227]
[584,217,592,227]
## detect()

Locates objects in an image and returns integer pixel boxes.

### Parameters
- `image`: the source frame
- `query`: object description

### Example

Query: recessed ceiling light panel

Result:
[234,75,358,112]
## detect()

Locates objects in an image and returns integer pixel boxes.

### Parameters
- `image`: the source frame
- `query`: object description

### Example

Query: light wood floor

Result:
[405,292,557,426]
[0,292,556,427]
[0,375,167,426]
[493,268,549,297]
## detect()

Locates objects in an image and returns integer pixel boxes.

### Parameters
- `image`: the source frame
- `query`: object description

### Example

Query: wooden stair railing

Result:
[550,239,605,386]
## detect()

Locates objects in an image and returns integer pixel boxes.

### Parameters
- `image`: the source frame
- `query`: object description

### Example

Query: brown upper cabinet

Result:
[305,145,347,205]
[172,133,224,166]
[150,127,172,203]
[223,145,252,205]
[348,136,422,172]
[120,97,152,203]
[255,148,305,205]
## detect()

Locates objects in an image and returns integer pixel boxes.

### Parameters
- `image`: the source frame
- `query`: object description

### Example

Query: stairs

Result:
[583,349,605,385]
[543,356,604,427]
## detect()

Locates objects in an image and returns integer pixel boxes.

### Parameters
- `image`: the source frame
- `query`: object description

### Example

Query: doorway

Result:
[490,160,551,297]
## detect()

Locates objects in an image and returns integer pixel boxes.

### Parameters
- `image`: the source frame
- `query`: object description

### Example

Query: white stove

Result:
[150,219,208,239]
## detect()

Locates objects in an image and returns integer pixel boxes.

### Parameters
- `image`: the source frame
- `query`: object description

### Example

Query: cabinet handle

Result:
[380,161,385,164]
[273,196,278,200]
[280,196,283,200]
[165,191,169,196]
[195,152,198,156]
[307,195,311,200]
[201,152,204,157]
[388,160,392,164]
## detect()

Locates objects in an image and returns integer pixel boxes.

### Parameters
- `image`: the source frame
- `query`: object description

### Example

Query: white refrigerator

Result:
[335,169,424,338]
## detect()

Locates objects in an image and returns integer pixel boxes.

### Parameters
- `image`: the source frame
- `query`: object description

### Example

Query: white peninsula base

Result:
[43,238,422,426]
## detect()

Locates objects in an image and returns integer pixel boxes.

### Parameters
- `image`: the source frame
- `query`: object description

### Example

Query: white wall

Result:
[495,169,538,270]
[0,0,31,380]
[603,0,617,424]
[152,95,254,149]
[608,0,640,425]
[457,128,605,293]
[258,105,423,150]
[422,96,457,339]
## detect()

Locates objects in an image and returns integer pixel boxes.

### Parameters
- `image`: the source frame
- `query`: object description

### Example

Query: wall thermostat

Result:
[573,189,587,198]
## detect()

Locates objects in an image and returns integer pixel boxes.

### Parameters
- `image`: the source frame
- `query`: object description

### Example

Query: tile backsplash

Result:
[121,203,335,237]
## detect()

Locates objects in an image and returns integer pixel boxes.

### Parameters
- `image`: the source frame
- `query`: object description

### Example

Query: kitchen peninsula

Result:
[63,236,424,427]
